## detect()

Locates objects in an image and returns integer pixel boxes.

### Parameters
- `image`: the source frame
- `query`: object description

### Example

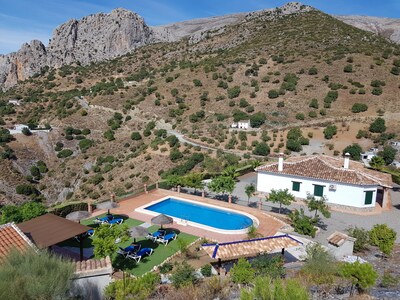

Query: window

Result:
[364,191,374,205]
[313,184,324,197]
[292,181,301,192]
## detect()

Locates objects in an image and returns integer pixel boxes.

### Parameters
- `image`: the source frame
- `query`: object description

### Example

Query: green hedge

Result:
[50,202,89,217]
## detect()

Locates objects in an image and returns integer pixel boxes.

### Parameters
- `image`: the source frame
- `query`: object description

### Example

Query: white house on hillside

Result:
[255,154,392,211]
[231,119,251,130]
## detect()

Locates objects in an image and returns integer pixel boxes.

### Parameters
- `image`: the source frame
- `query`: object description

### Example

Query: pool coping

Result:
[135,195,260,235]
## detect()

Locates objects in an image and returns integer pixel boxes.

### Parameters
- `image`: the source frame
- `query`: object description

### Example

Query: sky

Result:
[0,0,399,55]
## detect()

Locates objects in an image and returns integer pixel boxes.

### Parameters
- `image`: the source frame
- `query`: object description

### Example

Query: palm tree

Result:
[222,165,240,179]
[245,184,256,204]
[266,189,295,214]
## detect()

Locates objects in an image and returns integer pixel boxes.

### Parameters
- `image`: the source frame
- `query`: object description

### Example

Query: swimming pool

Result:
[136,196,258,234]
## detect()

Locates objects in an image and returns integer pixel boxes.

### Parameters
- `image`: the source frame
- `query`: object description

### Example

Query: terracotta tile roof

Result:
[18,213,92,249]
[0,223,36,261]
[202,234,302,260]
[327,231,355,247]
[75,256,113,277]
[256,155,392,187]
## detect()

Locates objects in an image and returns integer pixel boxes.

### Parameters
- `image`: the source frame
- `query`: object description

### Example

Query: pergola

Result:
[18,213,92,261]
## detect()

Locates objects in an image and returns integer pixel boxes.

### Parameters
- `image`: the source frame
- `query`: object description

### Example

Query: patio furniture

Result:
[117,244,141,257]
[127,247,154,263]
[146,229,166,241]
[94,214,114,224]
[107,218,123,226]
[156,232,177,246]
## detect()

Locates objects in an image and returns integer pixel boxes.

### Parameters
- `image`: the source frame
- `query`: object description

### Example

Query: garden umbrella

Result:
[129,226,149,243]
[66,211,91,223]
[151,214,173,229]
[96,200,119,214]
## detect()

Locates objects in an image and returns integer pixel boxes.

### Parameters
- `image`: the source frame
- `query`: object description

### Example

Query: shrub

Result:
[78,139,93,152]
[343,64,353,73]
[22,127,32,136]
[251,254,285,279]
[103,130,115,141]
[347,226,370,252]
[309,98,319,109]
[372,87,383,95]
[171,262,197,288]
[295,113,305,120]
[170,149,183,161]
[200,264,212,277]
[323,125,337,139]
[303,243,338,284]
[341,261,378,293]
[378,146,397,165]
[289,208,317,237]
[308,67,318,75]
[369,117,386,133]
[227,86,241,99]
[369,224,397,256]
[57,149,73,158]
[268,89,279,99]
[249,112,266,128]
[105,273,159,300]
[131,132,142,140]
[159,263,173,274]
[193,79,202,87]
[308,111,317,118]
[230,258,254,284]
[252,142,270,156]
[351,103,368,113]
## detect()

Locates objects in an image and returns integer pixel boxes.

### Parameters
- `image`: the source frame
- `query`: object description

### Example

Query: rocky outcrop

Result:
[0,8,152,89]
[336,15,400,44]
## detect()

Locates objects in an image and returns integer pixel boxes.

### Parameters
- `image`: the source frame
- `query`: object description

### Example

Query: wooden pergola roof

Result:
[18,213,91,249]
[202,234,303,260]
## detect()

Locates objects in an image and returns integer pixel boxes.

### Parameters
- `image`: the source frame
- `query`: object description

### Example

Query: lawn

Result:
[113,225,198,276]
[58,214,143,248]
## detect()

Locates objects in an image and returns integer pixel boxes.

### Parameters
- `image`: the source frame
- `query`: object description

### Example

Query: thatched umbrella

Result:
[96,193,119,214]
[66,211,91,223]
[151,214,173,229]
[129,226,149,243]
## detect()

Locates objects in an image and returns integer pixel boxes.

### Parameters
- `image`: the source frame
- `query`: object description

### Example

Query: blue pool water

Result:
[145,198,253,230]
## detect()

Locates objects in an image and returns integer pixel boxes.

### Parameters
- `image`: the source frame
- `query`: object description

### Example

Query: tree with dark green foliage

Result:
[169,149,183,161]
[103,129,115,141]
[193,79,202,87]
[369,224,397,256]
[227,86,241,99]
[208,176,236,197]
[15,184,38,196]
[252,142,270,156]
[171,262,197,288]
[0,128,13,143]
[266,189,295,214]
[268,89,279,99]
[378,146,397,165]
[369,156,385,169]
[21,127,32,136]
[30,165,41,180]
[308,67,318,75]
[249,112,266,128]
[78,139,93,152]
[343,64,353,73]
[369,117,386,133]
[309,98,319,108]
[251,255,285,279]
[57,149,73,158]
[289,208,317,237]
[343,144,363,160]
[0,249,74,300]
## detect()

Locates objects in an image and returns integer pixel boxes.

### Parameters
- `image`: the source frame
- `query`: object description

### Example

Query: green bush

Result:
[303,243,338,284]
[171,262,197,288]
[78,139,93,152]
[351,103,368,113]
[57,149,73,158]
[200,264,212,277]
[193,79,202,87]
[289,208,317,237]
[252,142,270,156]
[369,224,397,256]
[343,144,363,160]
[323,125,337,139]
[131,132,142,140]
[369,117,386,133]
[227,86,241,99]
[105,273,159,300]
[343,64,353,73]
[347,226,370,252]
[159,263,173,274]
[309,98,319,109]
[231,258,255,284]
[308,67,318,75]
[268,90,279,99]
[295,113,305,120]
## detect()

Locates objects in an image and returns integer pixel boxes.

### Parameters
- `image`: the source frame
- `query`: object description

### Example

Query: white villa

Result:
[231,119,251,130]
[255,154,393,211]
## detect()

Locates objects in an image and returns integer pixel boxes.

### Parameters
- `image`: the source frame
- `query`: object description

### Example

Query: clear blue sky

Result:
[0,0,398,54]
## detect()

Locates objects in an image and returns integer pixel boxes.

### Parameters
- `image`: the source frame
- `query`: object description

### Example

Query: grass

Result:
[113,225,198,276]
[58,214,144,248]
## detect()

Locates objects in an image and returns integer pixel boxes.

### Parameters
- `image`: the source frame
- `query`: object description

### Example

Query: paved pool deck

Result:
[92,189,286,243]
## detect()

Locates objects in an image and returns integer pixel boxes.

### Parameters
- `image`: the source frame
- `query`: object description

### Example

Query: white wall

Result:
[257,171,378,208]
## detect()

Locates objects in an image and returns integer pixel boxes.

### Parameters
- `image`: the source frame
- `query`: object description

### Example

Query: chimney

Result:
[344,153,350,169]
[278,153,284,172]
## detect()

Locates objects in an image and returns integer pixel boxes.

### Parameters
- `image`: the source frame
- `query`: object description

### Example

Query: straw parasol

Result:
[96,193,120,214]
[66,211,91,223]
[151,214,173,229]
[129,226,149,243]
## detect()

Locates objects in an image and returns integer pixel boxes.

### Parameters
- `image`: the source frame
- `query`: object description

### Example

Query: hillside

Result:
[0,3,399,205]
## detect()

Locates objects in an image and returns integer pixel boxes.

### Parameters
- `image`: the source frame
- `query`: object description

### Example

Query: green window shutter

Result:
[364,191,373,205]
[292,181,301,192]
[314,185,324,197]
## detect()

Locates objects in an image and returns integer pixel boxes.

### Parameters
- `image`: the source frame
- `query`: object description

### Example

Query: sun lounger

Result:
[156,233,177,246]
[127,247,154,263]
[94,214,114,224]
[146,229,166,241]
[117,244,141,257]
[107,218,123,226]
[74,229,95,242]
